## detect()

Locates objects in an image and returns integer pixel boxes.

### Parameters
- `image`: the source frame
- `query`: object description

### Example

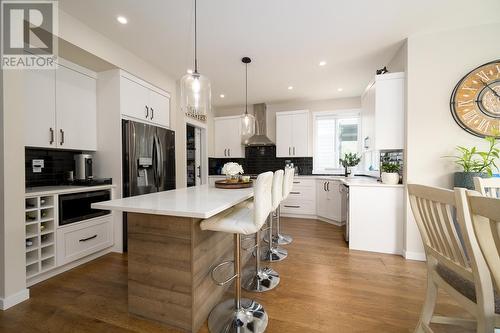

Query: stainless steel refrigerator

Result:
[122,119,175,250]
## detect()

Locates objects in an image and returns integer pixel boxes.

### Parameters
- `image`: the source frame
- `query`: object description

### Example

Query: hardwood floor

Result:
[0,218,473,333]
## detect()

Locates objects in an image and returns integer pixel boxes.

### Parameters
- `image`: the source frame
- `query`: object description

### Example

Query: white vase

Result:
[381,172,400,185]
[348,167,356,178]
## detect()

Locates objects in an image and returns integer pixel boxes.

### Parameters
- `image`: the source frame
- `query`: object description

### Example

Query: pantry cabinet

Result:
[361,72,405,152]
[276,110,310,157]
[120,73,170,128]
[213,116,245,158]
[24,59,97,151]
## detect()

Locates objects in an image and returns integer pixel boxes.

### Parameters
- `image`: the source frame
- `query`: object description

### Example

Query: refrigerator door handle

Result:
[156,134,164,187]
[152,135,158,187]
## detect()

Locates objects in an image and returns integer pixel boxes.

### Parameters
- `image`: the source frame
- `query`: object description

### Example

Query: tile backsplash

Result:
[209,146,313,175]
[25,148,82,187]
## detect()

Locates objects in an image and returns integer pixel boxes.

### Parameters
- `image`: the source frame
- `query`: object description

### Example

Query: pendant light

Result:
[241,57,255,144]
[180,0,211,117]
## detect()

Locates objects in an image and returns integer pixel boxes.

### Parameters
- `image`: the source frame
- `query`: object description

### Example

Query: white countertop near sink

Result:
[92,184,253,219]
[209,174,403,187]
[25,184,116,196]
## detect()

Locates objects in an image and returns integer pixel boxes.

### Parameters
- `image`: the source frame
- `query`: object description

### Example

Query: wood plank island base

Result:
[92,185,254,332]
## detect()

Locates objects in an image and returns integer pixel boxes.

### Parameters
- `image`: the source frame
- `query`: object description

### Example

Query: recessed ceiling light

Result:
[337,88,343,92]
[219,94,225,98]
[319,61,327,66]
[116,16,128,24]
[288,86,294,90]
[186,69,193,74]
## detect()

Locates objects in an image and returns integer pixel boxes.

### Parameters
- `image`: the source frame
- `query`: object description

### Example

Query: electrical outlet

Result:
[32,159,44,173]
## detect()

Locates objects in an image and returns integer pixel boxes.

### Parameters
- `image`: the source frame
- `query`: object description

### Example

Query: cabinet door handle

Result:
[323,182,326,191]
[288,147,291,155]
[60,129,64,145]
[79,234,97,242]
[284,205,300,208]
[327,182,330,191]
[224,149,227,157]
[228,149,230,156]
[290,191,300,194]
[150,107,154,120]
[145,105,149,118]
[293,146,296,155]
[49,128,54,145]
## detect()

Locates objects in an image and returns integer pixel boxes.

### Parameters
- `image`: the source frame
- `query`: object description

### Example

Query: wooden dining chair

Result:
[463,189,500,308]
[474,177,500,199]
[408,184,499,333]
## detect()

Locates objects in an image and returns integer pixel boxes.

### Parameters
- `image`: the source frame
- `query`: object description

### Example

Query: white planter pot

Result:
[381,172,400,185]
[348,167,356,178]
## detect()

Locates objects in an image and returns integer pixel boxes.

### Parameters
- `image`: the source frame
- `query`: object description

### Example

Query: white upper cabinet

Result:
[120,73,170,128]
[148,90,170,128]
[24,69,56,148]
[56,64,97,151]
[361,72,405,152]
[214,116,244,158]
[276,110,310,157]
[24,59,97,150]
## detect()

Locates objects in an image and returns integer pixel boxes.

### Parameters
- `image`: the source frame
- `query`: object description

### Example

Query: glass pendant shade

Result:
[180,72,212,117]
[241,112,256,144]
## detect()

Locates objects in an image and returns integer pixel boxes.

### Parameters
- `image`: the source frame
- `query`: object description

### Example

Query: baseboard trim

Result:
[317,216,344,227]
[404,250,426,261]
[0,289,29,310]
[27,247,113,287]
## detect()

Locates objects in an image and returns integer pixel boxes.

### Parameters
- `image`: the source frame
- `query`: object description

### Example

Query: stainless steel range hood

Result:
[245,103,274,146]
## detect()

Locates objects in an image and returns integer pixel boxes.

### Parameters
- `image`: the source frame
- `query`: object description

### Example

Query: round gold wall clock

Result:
[450,60,500,138]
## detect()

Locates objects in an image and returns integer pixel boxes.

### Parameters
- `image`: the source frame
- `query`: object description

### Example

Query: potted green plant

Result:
[381,161,401,185]
[448,136,499,189]
[340,153,361,178]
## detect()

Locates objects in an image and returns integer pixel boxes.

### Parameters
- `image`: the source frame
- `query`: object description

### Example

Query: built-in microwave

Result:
[58,190,111,226]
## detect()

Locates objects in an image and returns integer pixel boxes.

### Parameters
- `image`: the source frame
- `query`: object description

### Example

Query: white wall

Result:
[0,70,29,308]
[212,97,361,156]
[405,23,500,258]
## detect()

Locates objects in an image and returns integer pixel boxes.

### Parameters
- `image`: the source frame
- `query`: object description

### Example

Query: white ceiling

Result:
[59,0,500,107]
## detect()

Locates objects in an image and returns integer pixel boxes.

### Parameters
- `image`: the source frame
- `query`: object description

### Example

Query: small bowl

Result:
[241,176,251,183]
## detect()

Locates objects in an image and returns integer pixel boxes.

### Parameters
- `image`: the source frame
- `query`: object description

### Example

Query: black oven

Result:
[59,190,111,226]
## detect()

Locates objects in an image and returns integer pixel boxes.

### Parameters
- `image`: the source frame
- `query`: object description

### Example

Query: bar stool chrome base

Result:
[276,233,293,245]
[242,266,280,292]
[208,298,268,333]
[262,246,288,262]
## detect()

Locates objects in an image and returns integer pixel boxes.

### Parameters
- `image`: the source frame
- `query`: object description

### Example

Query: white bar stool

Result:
[275,167,294,245]
[201,172,273,333]
[262,169,288,262]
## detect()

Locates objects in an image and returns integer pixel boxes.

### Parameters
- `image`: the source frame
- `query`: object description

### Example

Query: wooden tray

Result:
[215,180,253,189]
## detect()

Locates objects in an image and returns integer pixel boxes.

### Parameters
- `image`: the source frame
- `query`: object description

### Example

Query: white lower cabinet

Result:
[56,216,113,266]
[316,180,342,222]
[349,186,404,255]
[280,178,316,216]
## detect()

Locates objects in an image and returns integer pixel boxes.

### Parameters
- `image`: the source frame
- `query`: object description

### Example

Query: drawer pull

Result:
[290,191,300,194]
[293,181,300,184]
[79,234,97,242]
[284,205,300,208]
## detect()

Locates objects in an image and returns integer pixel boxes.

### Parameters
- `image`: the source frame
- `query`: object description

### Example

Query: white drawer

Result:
[286,186,315,200]
[291,178,315,188]
[281,198,316,215]
[57,216,113,265]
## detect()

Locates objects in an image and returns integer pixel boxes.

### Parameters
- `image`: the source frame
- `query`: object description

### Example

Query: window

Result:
[313,111,360,174]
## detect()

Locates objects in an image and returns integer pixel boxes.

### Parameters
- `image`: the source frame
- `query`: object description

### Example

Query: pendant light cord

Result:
[194,0,198,73]
[245,62,248,115]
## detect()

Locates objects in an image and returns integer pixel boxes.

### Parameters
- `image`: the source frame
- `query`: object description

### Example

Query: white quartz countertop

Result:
[91,184,254,219]
[209,174,403,187]
[26,184,115,196]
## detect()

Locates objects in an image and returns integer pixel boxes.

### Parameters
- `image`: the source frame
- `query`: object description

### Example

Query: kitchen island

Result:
[92,185,254,332]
